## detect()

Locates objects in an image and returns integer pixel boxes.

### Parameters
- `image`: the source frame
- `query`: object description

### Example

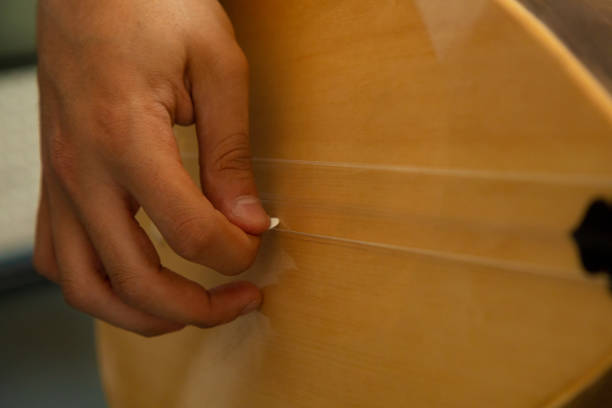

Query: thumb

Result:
[191,46,270,235]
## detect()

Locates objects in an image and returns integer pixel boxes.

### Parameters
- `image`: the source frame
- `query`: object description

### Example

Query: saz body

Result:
[97,1,612,407]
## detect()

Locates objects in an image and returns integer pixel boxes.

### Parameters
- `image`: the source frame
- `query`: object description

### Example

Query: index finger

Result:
[105,115,261,275]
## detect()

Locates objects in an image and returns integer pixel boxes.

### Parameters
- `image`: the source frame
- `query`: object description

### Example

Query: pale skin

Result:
[34,0,270,336]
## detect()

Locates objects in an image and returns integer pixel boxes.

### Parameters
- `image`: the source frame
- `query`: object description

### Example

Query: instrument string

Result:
[252,158,612,188]
[273,227,602,285]
[177,152,609,284]
[180,153,612,187]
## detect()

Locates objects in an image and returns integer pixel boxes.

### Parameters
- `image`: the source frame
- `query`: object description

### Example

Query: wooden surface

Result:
[97,1,612,407]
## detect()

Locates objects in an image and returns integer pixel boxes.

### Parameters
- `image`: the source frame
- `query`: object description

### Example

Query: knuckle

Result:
[213,45,249,78]
[209,133,253,175]
[47,135,77,184]
[242,247,259,270]
[32,245,49,273]
[61,279,89,310]
[32,254,54,280]
[92,103,132,137]
[232,246,259,274]
[216,240,259,276]
[88,101,169,164]
[109,267,145,303]
[89,105,135,159]
[170,215,213,261]
[229,48,249,76]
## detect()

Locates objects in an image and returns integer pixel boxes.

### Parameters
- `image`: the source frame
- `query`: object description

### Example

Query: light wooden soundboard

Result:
[97,1,612,406]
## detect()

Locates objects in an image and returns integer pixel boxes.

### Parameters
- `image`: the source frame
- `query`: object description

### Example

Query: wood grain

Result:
[97,0,612,406]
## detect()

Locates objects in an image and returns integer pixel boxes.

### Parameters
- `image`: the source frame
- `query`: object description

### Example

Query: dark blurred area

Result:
[0,1,37,68]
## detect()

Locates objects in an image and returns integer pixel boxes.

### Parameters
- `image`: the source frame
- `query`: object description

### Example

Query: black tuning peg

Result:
[573,199,612,279]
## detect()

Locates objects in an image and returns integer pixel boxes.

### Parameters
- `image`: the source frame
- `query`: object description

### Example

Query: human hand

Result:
[34,0,269,336]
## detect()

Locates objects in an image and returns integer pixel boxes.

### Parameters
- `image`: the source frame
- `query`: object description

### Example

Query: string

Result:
[252,158,612,188]
[272,227,603,285]
[177,152,608,284]
[179,153,612,187]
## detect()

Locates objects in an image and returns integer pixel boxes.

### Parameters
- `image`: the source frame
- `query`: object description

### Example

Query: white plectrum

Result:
[268,217,280,230]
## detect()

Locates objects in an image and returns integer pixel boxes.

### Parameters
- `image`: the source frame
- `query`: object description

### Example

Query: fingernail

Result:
[240,299,261,315]
[232,195,269,228]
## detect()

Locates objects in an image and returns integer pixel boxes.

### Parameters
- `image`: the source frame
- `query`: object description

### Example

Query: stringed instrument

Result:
[96,0,612,406]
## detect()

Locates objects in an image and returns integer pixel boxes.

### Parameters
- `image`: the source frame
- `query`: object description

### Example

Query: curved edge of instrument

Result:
[499,1,612,406]
[95,2,612,407]
[542,348,612,407]
[517,0,612,96]
[498,0,612,123]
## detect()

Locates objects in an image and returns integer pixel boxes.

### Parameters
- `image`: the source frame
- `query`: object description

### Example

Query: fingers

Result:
[39,100,264,334]
[190,45,270,235]
[33,184,60,283]
[111,118,261,275]
[43,181,183,336]
[35,0,268,336]
[41,145,262,333]
[74,182,262,327]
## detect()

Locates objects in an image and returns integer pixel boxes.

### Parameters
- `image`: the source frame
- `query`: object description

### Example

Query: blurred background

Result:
[0,1,106,406]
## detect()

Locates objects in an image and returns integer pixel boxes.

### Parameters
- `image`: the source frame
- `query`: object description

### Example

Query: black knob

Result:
[573,199,612,277]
